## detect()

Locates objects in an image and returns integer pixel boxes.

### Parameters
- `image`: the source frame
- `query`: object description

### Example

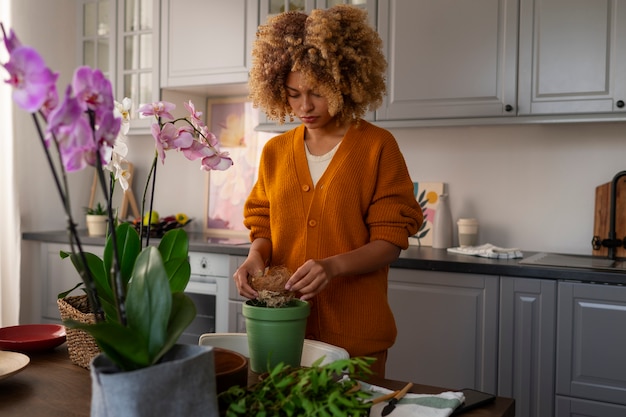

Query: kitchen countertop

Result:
[23,230,626,285]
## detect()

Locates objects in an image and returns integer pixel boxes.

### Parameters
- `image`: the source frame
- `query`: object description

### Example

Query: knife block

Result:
[593,178,626,258]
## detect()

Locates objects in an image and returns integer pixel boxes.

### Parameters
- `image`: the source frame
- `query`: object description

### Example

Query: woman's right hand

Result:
[232,238,272,299]
[233,258,262,299]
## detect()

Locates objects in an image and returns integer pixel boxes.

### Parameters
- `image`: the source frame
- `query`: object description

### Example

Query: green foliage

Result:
[84,202,108,215]
[59,224,195,371]
[218,357,376,416]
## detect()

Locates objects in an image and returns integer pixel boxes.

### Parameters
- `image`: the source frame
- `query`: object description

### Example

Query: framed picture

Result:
[204,97,267,238]
[409,182,445,247]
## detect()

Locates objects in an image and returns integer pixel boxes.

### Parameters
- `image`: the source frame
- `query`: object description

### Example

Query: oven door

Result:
[178,278,229,344]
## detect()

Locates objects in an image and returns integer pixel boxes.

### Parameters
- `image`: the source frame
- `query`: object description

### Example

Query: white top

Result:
[305,141,341,186]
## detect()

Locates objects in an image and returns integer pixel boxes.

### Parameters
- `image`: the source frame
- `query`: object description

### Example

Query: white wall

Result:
[12,0,81,323]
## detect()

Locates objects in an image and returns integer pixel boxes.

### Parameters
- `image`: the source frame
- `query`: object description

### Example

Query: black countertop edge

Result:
[397,246,626,285]
[22,230,251,257]
[23,231,626,285]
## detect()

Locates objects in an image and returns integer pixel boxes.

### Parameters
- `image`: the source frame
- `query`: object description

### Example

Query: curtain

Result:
[0,1,21,327]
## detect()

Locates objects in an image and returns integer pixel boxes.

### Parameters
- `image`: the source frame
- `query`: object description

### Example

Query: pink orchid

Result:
[71,66,114,117]
[181,140,216,161]
[46,86,84,147]
[138,101,176,121]
[1,23,21,53]
[56,117,97,172]
[183,100,204,129]
[201,151,233,171]
[151,122,194,163]
[2,45,58,112]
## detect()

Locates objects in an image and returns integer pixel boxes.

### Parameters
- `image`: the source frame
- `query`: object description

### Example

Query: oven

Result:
[177,252,231,345]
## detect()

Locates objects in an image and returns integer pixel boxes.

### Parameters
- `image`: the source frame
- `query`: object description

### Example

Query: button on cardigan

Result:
[244,120,423,357]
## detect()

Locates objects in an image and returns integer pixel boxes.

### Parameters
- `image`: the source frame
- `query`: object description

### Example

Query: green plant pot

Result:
[243,299,310,373]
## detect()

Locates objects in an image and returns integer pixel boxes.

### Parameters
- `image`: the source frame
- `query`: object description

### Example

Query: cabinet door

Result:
[518,0,626,115]
[376,0,519,120]
[161,0,259,88]
[499,277,556,417]
[387,268,498,392]
[556,395,626,417]
[557,282,626,406]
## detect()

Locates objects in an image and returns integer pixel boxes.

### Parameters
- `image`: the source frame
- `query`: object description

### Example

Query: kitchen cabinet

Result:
[41,243,104,323]
[375,0,626,125]
[517,0,626,116]
[556,281,626,415]
[228,255,247,333]
[160,0,258,90]
[79,0,160,134]
[376,0,519,121]
[386,268,499,393]
[498,277,556,417]
[259,0,376,26]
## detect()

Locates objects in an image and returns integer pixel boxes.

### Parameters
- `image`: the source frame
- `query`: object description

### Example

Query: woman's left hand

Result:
[285,259,333,301]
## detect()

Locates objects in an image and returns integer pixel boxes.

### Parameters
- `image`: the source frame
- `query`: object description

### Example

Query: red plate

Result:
[0,324,66,352]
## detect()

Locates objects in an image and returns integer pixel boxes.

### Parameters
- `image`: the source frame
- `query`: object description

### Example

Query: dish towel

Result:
[359,380,465,417]
[447,243,523,259]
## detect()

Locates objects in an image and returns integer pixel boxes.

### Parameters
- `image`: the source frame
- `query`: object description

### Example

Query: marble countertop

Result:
[23,230,626,285]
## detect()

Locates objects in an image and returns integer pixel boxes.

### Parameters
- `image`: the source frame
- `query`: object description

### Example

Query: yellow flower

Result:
[175,213,189,225]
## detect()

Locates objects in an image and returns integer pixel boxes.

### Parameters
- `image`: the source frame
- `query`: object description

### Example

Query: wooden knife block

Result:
[593,178,626,258]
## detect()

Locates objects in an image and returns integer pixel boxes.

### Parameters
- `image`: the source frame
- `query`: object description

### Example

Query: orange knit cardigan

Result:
[244,121,423,357]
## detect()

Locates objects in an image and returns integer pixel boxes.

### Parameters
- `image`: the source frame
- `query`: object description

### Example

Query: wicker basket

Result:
[57,295,101,369]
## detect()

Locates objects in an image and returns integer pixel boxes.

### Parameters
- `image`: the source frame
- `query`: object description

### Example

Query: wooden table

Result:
[0,345,514,416]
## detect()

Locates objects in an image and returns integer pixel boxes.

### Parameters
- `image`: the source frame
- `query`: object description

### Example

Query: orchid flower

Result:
[150,122,195,163]
[1,22,21,52]
[183,100,204,129]
[138,101,175,121]
[2,45,58,113]
[114,97,132,135]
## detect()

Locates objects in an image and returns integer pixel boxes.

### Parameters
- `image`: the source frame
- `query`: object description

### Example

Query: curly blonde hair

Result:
[248,5,387,125]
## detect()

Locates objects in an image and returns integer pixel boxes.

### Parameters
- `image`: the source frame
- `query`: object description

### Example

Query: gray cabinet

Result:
[386,268,499,392]
[556,282,626,414]
[160,0,258,89]
[79,0,160,134]
[498,276,556,417]
[376,0,519,120]
[518,0,626,116]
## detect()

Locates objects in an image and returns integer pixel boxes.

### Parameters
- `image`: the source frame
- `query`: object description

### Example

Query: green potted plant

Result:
[243,267,311,373]
[1,22,233,417]
[85,202,108,236]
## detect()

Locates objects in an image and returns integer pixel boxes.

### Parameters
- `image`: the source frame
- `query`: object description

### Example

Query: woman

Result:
[233,5,423,377]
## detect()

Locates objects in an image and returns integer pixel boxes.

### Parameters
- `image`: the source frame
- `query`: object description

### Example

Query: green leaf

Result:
[65,251,111,302]
[125,246,170,361]
[154,292,196,362]
[158,229,189,261]
[164,257,191,292]
[104,222,141,286]
[65,319,150,371]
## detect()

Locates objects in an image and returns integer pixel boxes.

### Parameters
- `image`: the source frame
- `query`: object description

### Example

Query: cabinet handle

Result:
[617,100,625,108]
[504,104,514,112]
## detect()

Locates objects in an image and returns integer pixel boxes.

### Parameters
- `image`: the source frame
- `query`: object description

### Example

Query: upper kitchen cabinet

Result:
[160,0,259,93]
[79,0,160,134]
[376,0,519,121]
[517,0,626,116]
[259,0,376,26]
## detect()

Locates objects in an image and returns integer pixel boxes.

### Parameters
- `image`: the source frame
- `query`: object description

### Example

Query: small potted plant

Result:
[243,266,311,373]
[85,202,108,236]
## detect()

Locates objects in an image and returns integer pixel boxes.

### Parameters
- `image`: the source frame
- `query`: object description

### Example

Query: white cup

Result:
[457,218,479,247]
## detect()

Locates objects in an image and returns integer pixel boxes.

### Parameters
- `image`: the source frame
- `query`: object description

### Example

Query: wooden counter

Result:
[0,345,514,416]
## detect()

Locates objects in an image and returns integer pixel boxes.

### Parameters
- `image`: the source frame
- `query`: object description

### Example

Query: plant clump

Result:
[218,356,375,416]
[249,266,295,307]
